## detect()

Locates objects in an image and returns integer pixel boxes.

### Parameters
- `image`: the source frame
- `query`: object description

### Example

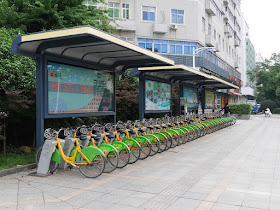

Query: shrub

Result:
[272,108,280,114]
[261,100,278,111]
[229,103,252,116]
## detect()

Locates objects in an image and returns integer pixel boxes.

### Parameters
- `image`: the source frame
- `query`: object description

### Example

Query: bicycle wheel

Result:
[139,142,151,160]
[79,154,105,178]
[171,136,179,148]
[158,137,167,153]
[117,148,130,168]
[149,139,159,156]
[36,146,59,174]
[178,135,185,145]
[165,137,172,150]
[104,150,119,173]
[129,144,140,164]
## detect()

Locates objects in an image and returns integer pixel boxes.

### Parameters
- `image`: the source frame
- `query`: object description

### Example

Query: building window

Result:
[122,3,129,19]
[226,43,228,54]
[171,9,184,24]
[202,17,205,32]
[142,6,156,21]
[170,41,183,54]
[109,2,120,18]
[214,30,216,40]
[83,0,97,7]
[222,39,224,50]
[218,34,221,45]
[208,24,211,35]
[229,46,231,56]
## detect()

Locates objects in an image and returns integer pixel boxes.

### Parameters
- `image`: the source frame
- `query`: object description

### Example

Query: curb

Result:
[0,163,37,177]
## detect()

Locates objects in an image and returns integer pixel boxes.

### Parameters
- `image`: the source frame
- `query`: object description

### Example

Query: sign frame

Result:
[204,89,215,110]
[144,79,172,113]
[182,86,199,110]
[43,56,116,119]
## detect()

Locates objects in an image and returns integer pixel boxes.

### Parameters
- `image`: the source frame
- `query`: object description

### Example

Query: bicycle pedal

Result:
[70,163,78,168]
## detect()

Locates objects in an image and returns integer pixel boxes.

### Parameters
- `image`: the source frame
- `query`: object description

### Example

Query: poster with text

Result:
[183,87,198,109]
[47,62,114,114]
[205,90,215,109]
[145,80,171,111]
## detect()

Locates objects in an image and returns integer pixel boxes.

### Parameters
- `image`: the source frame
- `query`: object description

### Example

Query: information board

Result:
[47,62,114,114]
[205,90,215,109]
[183,87,198,109]
[145,80,171,111]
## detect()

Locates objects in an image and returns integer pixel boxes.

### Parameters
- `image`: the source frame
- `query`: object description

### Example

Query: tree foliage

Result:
[0,27,36,114]
[0,0,114,33]
[255,53,280,106]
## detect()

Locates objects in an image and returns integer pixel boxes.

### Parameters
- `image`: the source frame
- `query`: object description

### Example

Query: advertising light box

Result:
[145,80,171,111]
[47,62,114,114]
[205,90,215,109]
[183,87,199,109]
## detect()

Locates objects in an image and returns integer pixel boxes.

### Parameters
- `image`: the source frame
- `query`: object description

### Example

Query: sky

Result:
[241,0,280,59]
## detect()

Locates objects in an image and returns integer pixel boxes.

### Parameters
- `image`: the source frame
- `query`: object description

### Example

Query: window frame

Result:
[142,5,157,22]
[122,3,130,19]
[202,17,205,32]
[171,9,185,25]
[108,2,120,19]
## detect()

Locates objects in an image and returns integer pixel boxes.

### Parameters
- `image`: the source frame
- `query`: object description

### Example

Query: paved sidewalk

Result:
[1,115,280,210]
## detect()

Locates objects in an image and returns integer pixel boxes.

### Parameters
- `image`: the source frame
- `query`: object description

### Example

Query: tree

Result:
[0,0,114,33]
[255,53,280,106]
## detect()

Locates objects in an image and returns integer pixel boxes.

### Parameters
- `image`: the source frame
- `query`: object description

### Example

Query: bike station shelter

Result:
[132,65,239,119]
[11,26,174,149]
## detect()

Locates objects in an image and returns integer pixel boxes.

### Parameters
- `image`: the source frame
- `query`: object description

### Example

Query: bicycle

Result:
[37,128,106,178]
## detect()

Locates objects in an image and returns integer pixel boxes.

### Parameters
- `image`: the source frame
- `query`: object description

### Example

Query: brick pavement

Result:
[1,115,280,210]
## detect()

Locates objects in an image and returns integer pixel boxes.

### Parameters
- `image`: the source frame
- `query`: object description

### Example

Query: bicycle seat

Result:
[118,129,126,134]
[155,125,161,129]
[80,135,88,141]
[137,127,146,133]
[92,134,101,140]
[128,129,136,134]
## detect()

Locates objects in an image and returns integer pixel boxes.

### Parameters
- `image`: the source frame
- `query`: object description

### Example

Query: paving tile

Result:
[242,193,270,209]
[269,195,280,210]
[117,197,148,208]
[217,191,245,205]
[45,201,74,210]
[17,204,46,210]
[211,203,240,210]
[181,191,208,200]
[167,198,202,210]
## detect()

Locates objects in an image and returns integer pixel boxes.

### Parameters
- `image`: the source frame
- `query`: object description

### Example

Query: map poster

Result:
[47,62,114,114]
[145,80,171,111]
[183,87,198,109]
[205,90,215,109]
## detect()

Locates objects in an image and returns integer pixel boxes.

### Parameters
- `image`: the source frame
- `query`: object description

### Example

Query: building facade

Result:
[89,0,256,106]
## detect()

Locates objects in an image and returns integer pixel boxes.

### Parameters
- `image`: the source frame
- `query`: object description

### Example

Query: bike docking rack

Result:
[34,114,236,178]
[11,26,238,178]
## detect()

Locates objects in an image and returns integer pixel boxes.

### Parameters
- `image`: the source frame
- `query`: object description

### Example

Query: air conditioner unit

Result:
[170,24,178,30]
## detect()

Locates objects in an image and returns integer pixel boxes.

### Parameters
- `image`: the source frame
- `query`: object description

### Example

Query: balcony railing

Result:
[205,0,216,16]
[205,34,215,47]
[162,54,241,85]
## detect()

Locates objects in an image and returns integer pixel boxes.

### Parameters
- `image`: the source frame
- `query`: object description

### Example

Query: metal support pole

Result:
[36,57,45,150]
[139,77,145,120]
[193,53,196,69]
[202,88,205,114]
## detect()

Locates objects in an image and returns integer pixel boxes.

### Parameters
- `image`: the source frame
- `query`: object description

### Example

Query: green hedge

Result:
[272,108,280,114]
[229,103,252,116]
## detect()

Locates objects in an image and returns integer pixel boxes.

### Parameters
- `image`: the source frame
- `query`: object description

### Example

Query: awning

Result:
[11,26,174,72]
[134,65,239,89]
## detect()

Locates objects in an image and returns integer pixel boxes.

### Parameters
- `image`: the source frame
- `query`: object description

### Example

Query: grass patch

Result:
[0,146,36,170]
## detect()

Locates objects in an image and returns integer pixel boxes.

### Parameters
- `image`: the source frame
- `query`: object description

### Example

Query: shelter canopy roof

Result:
[135,65,239,89]
[11,26,174,72]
